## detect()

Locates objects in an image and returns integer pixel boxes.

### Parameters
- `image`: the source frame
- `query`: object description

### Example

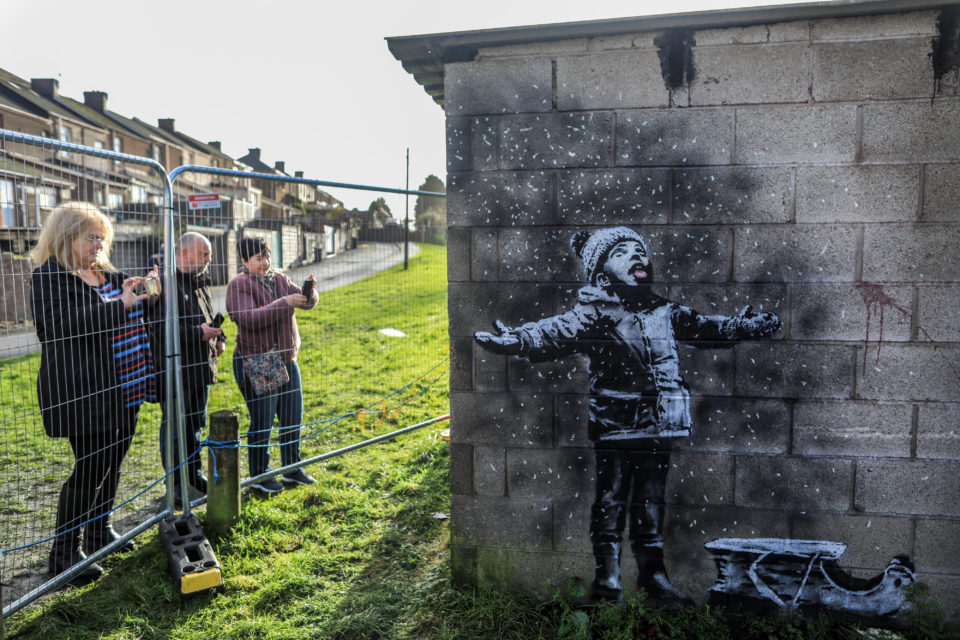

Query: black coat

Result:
[148,269,221,394]
[31,260,139,438]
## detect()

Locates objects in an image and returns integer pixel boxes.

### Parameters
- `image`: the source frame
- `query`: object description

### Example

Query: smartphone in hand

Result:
[301,279,315,298]
[210,312,225,328]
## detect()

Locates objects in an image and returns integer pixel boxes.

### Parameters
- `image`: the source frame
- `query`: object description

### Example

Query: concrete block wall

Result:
[445,8,960,619]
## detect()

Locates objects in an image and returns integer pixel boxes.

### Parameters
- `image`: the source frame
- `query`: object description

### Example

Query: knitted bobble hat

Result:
[570,226,648,283]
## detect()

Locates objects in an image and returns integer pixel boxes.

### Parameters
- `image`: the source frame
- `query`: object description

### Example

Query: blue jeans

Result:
[233,350,303,476]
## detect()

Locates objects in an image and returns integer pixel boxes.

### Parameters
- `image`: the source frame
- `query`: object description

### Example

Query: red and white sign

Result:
[188,193,220,210]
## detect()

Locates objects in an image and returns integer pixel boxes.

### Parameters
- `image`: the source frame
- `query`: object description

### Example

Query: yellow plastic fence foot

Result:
[158,513,223,600]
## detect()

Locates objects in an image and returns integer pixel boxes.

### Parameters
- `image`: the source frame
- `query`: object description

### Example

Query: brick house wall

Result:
[442,7,960,620]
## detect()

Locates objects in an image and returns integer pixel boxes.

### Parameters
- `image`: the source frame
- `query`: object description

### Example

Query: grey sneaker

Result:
[250,477,284,494]
[281,469,316,486]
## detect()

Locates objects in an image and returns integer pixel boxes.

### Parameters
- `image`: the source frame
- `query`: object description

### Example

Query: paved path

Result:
[0,242,419,359]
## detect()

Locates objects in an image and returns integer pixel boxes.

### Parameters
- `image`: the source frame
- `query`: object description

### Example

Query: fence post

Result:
[207,410,240,530]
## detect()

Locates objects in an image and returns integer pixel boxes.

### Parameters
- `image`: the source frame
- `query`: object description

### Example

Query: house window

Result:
[112,135,122,154]
[107,191,123,210]
[94,140,105,150]
[1,179,15,227]
[130,185,147,204]
[152,145,161,162]
[59,124,72,159]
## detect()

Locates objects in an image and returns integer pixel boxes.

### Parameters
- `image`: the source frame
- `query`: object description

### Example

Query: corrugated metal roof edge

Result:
[386,0,960,107]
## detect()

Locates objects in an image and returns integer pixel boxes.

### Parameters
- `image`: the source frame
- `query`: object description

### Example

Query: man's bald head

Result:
[176,232,213,275]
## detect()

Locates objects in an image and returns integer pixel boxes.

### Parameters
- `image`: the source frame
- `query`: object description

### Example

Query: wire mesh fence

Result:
[0,130,448,616]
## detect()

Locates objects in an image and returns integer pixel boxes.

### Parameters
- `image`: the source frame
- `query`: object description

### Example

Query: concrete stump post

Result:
[207,410,241,530]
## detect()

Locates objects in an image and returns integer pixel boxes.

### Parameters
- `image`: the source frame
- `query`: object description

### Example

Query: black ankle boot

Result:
[592,542,623,601]
[83,523,134,554]
[49,536,104,585]
[634,551,692,606]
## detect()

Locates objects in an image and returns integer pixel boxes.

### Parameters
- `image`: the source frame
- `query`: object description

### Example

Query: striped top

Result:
[95,281,157,408]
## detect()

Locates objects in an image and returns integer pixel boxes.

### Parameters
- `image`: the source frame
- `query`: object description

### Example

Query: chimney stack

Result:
[274,161,285,173]
[295,170,304,178]
[247,148,261,160]
[208,141,221,151]
[158,118,175,132]
[30,78,59,99]
[83,91,108,113]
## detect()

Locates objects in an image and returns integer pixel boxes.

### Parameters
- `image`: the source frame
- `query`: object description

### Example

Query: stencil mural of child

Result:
[474,226,781,603]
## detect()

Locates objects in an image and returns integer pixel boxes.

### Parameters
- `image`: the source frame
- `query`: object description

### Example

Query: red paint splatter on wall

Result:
[855,283,911,368]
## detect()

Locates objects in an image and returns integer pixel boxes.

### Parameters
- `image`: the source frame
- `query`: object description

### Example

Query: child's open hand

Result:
[474,320,522,355]
[735,305,781,338]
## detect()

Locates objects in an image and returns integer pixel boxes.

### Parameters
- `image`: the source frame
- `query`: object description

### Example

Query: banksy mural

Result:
[474,226,780,602]
[473,226,917,620]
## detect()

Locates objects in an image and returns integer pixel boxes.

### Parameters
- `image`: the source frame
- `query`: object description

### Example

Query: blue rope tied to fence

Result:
[200,439,240,483]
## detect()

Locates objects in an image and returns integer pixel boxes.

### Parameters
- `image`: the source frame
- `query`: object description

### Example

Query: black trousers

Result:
[590,447,670,550]
[57,416,137,540]
[159,382,209,489]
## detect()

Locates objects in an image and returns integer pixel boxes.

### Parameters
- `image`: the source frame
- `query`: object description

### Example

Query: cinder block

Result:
[793,401,913,457]
[791,513,914,571]
[445,58,553,116]
[812,39,935,102]
[471,230,498,282]
[855,459,960,517]
[473,342,507,392]
[689,43,810,106]
[694,20,809,45]
[474,445,507,497]
[923,163,960,221]
[557,168,671,226]
[790,283,912,342]
[668,282,785,318]
[918,285,960,341]
[913,574,960,621]
[673,167,793,224]
[478,38,589,59]
[553,496,594,553]
[917,402,960,460]
[679,348,737,397]
[507,448,593,500]
[476,547,591,601]
[736,343,855,399]
[616,108,734,167]
[450,443,474,496]
[557,51,670,110]
[679,397,790,455]
[554,394,592,448]
[470,117,500,172]
[735,104,858,165]
[498,228,584,282]
[916,518,960,574]
[666,452,735,507]
[768,20,812,42]
[448,172,555,227]
[863,224,960,283]
[856,344,960,402]
[447,228,470,282]
[450,391,554,447]
[811,11,939,40]
[500,113,613,170]
[643,226,732,284]
[447,118,472,173]
[508,354,590,394]
[449,336,472,391]
[733,224,858,283]
[448,282,560,337]
[862,101,960,163]
[591,32,659,50]
[451,495,553,549]
[796,165,921,223]
[735,456,854,511]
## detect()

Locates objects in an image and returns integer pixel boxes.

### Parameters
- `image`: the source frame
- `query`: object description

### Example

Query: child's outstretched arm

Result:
[673,304,781,343]
[474,320,523,355]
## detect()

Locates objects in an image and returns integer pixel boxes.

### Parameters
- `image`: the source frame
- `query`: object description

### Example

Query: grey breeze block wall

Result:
[444,8,960,619]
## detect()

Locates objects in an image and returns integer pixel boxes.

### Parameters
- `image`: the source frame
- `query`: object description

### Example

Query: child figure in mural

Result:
[474,226,780,603]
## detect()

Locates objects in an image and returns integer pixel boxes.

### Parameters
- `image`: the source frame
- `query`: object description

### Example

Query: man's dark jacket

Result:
[149,270,222,393]
[31,260,137,438]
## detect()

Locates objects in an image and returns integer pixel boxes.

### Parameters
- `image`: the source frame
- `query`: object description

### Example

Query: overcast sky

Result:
[3,0,807,213]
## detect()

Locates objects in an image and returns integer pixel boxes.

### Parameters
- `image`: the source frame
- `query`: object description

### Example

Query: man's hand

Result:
[284,293,308,308]
[215,339,226,356]
[735,305,781,339]
[474,320,523,355]
[201,322,223,342]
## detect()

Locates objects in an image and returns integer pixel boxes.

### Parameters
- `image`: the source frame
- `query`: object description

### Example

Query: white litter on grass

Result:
[380,328,407,337]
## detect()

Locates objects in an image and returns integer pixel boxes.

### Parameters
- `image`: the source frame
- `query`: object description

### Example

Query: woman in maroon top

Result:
[226,237,318,494]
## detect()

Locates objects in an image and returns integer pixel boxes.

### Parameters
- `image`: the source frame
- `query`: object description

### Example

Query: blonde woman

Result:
[30,202,160,583]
